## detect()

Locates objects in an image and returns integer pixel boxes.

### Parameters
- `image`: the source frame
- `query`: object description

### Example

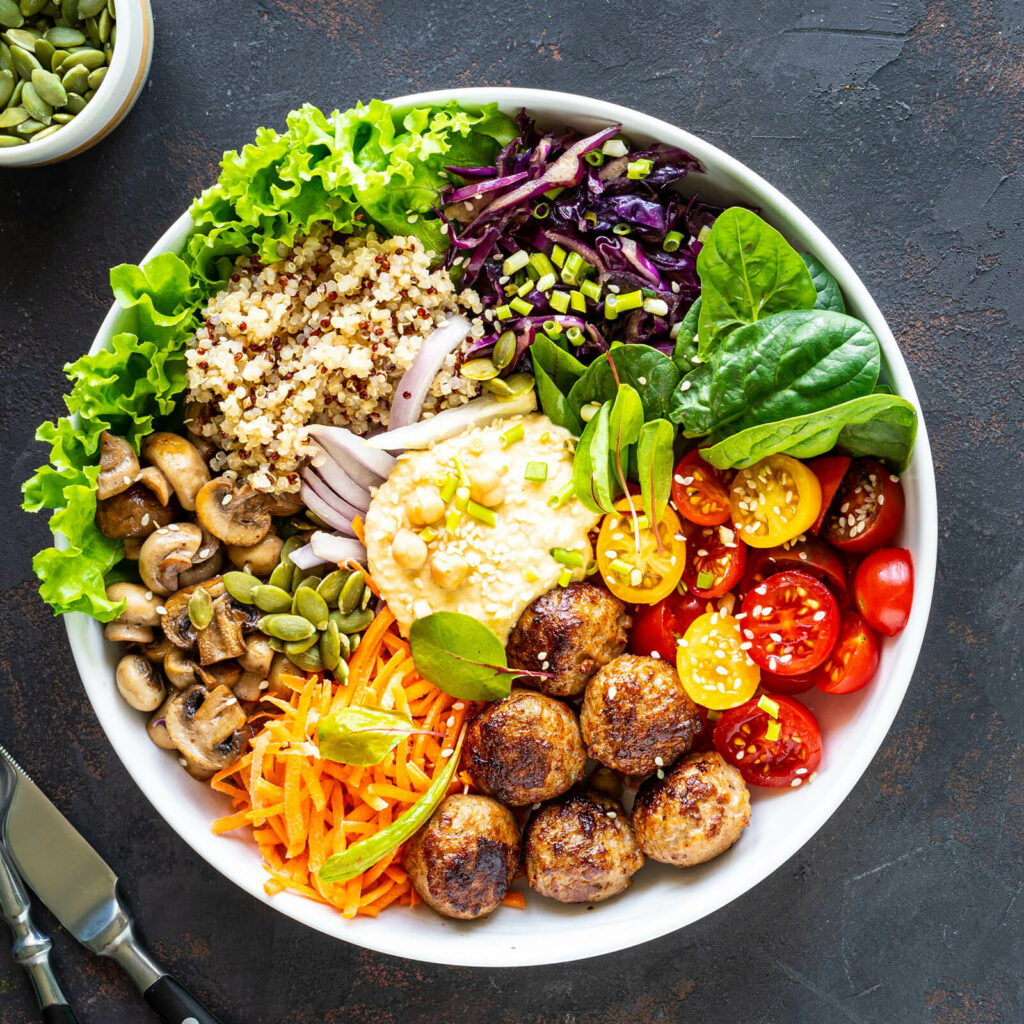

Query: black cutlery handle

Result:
[144,974,225,1024]
[42,1006,80,1024]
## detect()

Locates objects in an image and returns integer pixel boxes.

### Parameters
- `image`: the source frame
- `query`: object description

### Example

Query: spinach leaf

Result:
[669,362,715,437]
[409,611,518,701]
[534,360,582,434]
[696,207,817,357]
[637,419,675,524]
[608,384,644,458]
[568,345,680,422]
[672,297,701,372]
[801,253,846,313]
[572,407,604,513]
[318,707,425,767]
[672,309,880,438]
[701,394,919,471]
[532,332,586,392]
[589,402,617,511]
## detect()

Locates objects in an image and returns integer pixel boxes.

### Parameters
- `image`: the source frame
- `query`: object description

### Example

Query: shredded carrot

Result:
[210,604,479,919]
[351,515,365,545]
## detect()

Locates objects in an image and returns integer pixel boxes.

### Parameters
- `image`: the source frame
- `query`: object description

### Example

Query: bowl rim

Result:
[64,87,938,966]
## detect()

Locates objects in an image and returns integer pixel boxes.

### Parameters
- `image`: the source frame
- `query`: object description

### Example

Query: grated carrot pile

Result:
[210,605,474,918]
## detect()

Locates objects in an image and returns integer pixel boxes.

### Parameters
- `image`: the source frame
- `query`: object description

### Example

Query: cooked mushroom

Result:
[233,672,264,702]
[95,483,178,539]
[147,697,177,750]
[115,654,166,712]
[123,538,144,560]
[197,594,246,666]
[195,478,272,547]
[161,581,217,651]
[198,661,243,690]
[105,583,163,627]
[262,492,304,517]
[142,634,176,663]
[164,684,248,778]
[138,523,204,595]
[96,432,140,501]
[178,530,223,588]
[239,635,274,677]
[134,466,174,506]
[104,621,154,644]
[164,649,201,689]
[267,652,294,698]
[226,531,283,576]
[141,432,211,512]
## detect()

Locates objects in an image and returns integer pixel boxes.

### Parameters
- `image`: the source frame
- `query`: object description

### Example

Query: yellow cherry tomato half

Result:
[729,454,822,548]
[676,610,761,710]
[596,497,687,605]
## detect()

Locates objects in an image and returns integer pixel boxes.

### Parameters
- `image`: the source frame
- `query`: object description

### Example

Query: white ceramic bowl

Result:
[0,0,152,167]
[65,88,937,966]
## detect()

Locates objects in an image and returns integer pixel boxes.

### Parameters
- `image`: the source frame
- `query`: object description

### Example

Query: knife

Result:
[0,744,225,1024]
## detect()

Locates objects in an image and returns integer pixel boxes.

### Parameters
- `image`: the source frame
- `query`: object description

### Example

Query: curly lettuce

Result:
[23,99,515,620]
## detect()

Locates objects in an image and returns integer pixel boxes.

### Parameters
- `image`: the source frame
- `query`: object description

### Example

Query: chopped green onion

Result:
[560,251,585,285]
[495,304,513,321]
[547,482,575,508]
[757,695,781,718]
[570,290,587,313]
[584,150,605,166]
[580,402,601,424]
[609,558,633,577]
[634,515,650,531]
[419,527,437,543]
[539,431,551,442]
[643,297,670,316]
[565,326,583,344]
[454,486,470,510]
[552,548,585,568]
[524,461,549,482]
[466,500,496,527]
[532,202,550,220]
[612,222,631,236]
[445,509,462,534]
[604,294,619,320]
[525,262,540,282]
[453,456,470,486]
[530,252,556,278]
[557,567,573,587]
[536,272,557,293]
[439,475,458,503]
[542,320,562,337]
[695,569,715,589]
[697,224,712,244]
[602,138,628,157]
[550,244,567,268]
[663,230,684,252]
[585,559,599,576]
[626,158,653,179]
[509,297,534,316]
[543,186,565,199]
[517,278,535,297]
[583,211,599,226]
[614,289,644,312]
[501,422,525,447]
[641,286,657,298]
[503,251,530,275]
[580,279,601,302]
[503,283,519,297]
[549,290,570,314]
[765,718,782,742]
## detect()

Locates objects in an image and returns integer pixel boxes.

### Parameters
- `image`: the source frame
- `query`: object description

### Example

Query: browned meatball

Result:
[402,794,521,920]
[631,751,750,867]
[465,689,587,806]
[580,654,703,775]
[525,790,644,903]
[506,582,631,698]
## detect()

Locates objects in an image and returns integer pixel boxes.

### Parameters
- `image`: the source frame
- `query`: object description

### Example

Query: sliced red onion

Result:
[310,531,366,565]
[388,315,473,430]
[299,480,357,537]
[308,444,371,512]
[288,543,329,571]
[306,425,396,485]
[301,466,364,521]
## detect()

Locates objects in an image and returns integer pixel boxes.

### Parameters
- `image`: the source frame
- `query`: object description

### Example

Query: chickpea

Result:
[405,487,445,526]
[430,551,469,590]
[392,528,428,569]
[470,467,506,508]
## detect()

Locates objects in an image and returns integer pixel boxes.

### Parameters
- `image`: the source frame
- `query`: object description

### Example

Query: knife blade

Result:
[0,744,226,1024]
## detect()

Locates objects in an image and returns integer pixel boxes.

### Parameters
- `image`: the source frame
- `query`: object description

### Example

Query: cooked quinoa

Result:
[185,229,484,493]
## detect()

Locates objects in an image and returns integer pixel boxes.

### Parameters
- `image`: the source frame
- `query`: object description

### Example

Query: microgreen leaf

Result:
[318,706,433,767]
[637,418,675,525]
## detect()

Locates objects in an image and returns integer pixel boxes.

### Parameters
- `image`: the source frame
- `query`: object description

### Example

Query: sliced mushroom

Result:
[262,492,304,517]
[238,634,274,677]
[164,648,201,689]
[95,483,178,539]
[134,466,174,506]
[226,531,283,576]
[97,432,140,501]
[161,579,223,651]
[195,478,272,546]
[198,661,243,690]
[104,622,154,644]
[164,685,248,777]
[142,634,176,663]
[178,530,223,588]
[115,654,166,712]
[141,432,212,512]
[138,524,204,596]
[147,696,177,750]
[197,595,246,666]
[106,583,163,627]
[267,652,295,699]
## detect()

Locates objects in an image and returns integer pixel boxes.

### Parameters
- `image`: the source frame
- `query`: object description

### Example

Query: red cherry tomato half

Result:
[671,449,732,526]
[811,611,880,694]
[740,570,840,675]
[681,521,747,599]
[822,459,905,554]
[759,670,816,695]
[713,693,823,788]
[741,534,847,598]
[808,454,851,534]
[630,590,706,660]
[853,547,914,636]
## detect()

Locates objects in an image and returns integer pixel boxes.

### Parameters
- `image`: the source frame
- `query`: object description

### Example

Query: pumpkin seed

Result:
[492,330,517,371]
[19,81,49,120]
[252,584,292,614]
[259,614,315,643]
[20,0,48,14]
[222,570,260,604]
[106,18,112,45]
[0,103,27,126]
[316,569,348,607]
[460,357,501,381]
[10,42,40,78]
[294,574,322,594]
[9,75,20,101]
[2,28,37,48]
[50,109,70,121]
[59,0,76,23]
[268,562,293,592]
[83,12,97,45]
[30,121,59,138]
[330,607,374,635]
[60,44,101,67]
[85,63,102,88]
[42,23,77,44]
[279,535,305,567]
[295,588,329,631]
[58,59,84,90]
[32,35,51,62]
[61,88,83,111]
[339,571,365,614]
[105,0,112,16]
[284,634,318,656]
[95,4,107,41]
[337,629,352,659]
[30,66,63,103]
[76,0,102,15]
[319,620,341,671]
[0,41,11,71]
[0,68,13,105]
[265,636,288,654]
[287,645,323,673]
[187,588,213,630]
[484,372,535,399]
[0,0,24,29]
[0,133,25,144]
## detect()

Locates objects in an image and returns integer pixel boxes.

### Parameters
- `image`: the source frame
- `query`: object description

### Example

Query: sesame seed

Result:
[654,756,665,767]
[651,650,661,659]
[608,685,618,699]
[607,810,618,819]
[156,606,167,615]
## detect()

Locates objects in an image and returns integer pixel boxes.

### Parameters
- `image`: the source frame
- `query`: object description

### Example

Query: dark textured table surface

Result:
[2,2,1022,1022]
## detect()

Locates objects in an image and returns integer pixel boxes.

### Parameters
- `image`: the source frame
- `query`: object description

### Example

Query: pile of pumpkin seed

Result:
[222,536,374,677]
[0,0,116,148]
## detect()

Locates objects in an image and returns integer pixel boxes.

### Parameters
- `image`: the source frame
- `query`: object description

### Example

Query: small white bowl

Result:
[65,88,938,967]
[0,0,153,167]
